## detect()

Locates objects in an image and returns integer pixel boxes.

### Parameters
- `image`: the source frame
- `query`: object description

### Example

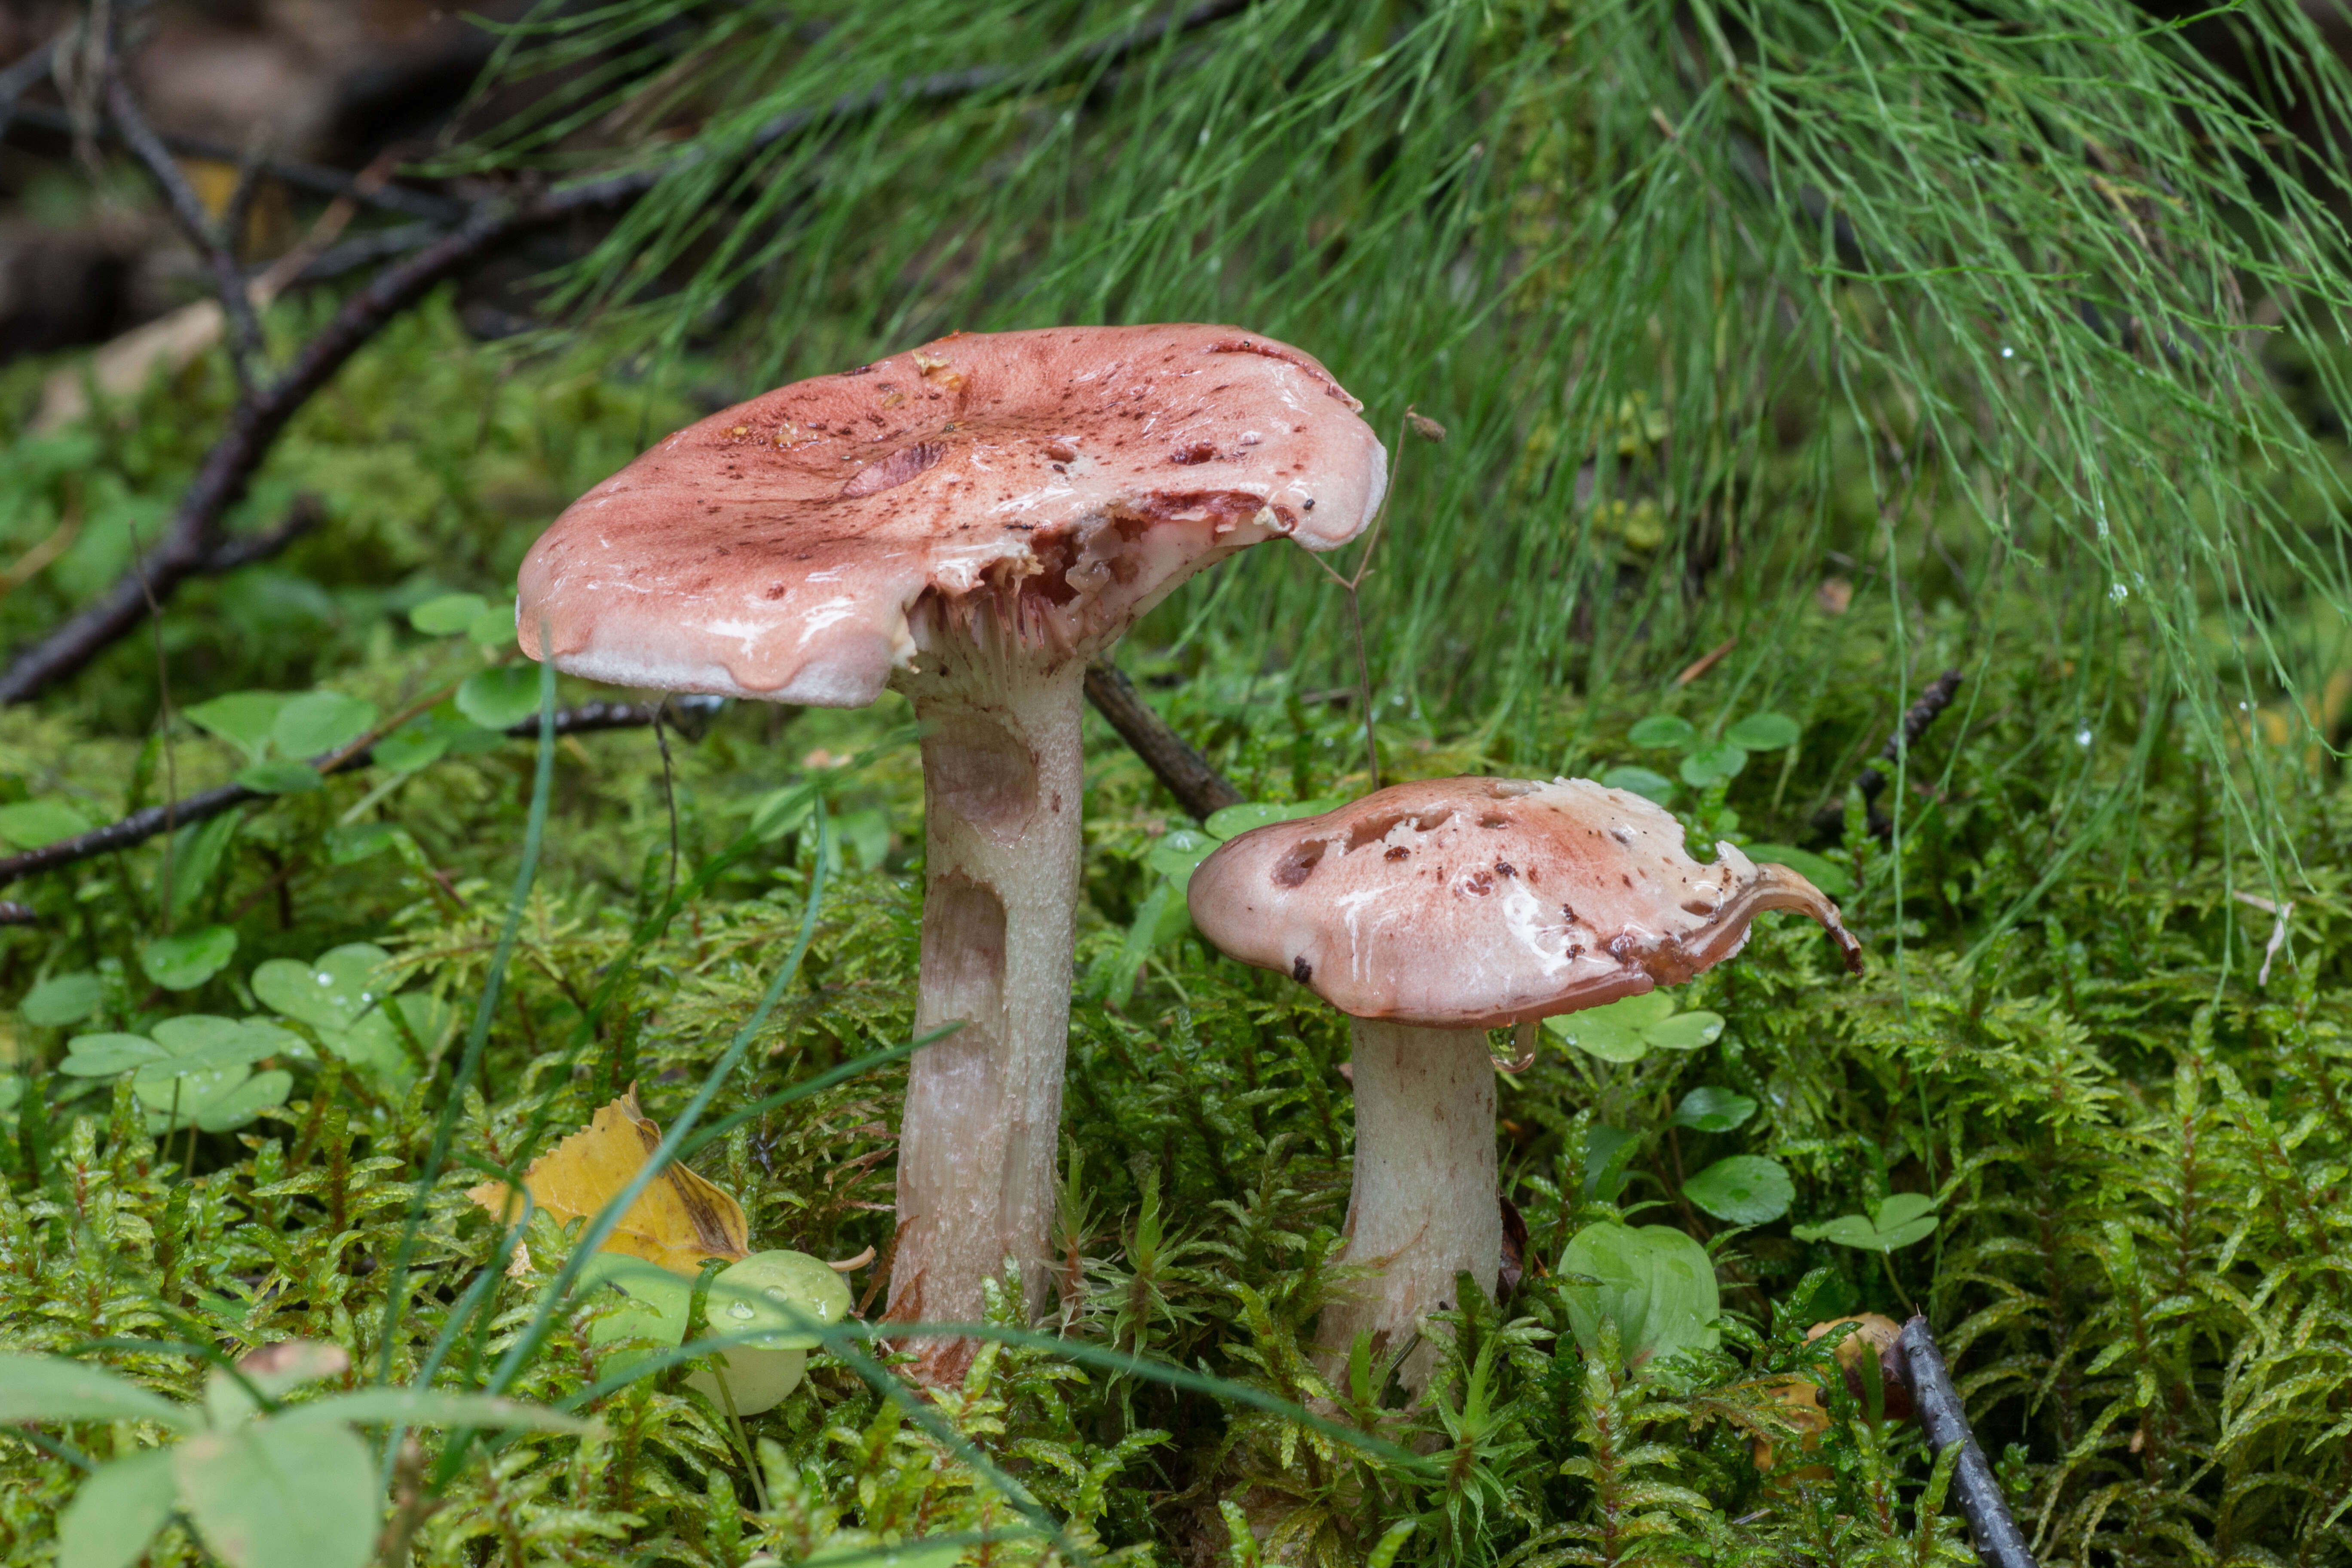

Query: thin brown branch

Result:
[0,700,664,888]
[1083,659,1242,822]
[104,74,268,393]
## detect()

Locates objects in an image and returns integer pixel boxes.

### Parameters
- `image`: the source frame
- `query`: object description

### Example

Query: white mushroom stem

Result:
[1320,1017,1502,1397]
[885,607,1086,1382]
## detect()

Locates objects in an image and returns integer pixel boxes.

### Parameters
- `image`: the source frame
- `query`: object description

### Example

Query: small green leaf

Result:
[0,1354,197,1430]
[184,692,289,765]
[57,1449,177,1568]
[141,926,239,991]
[271,692,377,760]
[832,808,891,870]
[1628,714,1696,749]
[62,1033,168,1076]
[0,799,92,849]
[1793,1193,1938,1252]
[706,1250,855,1351]
[1144,827,1218,889]
[24,972,104,1027]
[1597,766,1676,805]
[235,761,322,795]
[1644,1009,1724,1051]
[1679,741,1749,787]
[251,945,394,1032]
[1202,798,1340,841]
[149,1016,296,1066]
[194,1070,293,1133]
[1727,712,1802,750]
[456,666,542,730]
[1545,1010,1645,1063]
[409,592,487,635]
[1740,842,1853,897]
[371,722,449,775]
[467,603,517,647]
[1559,1222,1721,1381]
[1671,1086,1758,1132]
[1683,1155,1794,1225]
[174,1420,377,1568]
[324,823,404,864]
[162,810,244,924]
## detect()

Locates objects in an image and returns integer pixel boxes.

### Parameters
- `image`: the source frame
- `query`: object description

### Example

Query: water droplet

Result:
[2109,581,2129,604]
[2075,727,2094,748]
[2000,345,2015,358]
[726,1301,756,1320]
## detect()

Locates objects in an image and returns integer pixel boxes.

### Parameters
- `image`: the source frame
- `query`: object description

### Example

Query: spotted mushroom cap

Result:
[1185,776,1864,1028]
[516,325,1387,705]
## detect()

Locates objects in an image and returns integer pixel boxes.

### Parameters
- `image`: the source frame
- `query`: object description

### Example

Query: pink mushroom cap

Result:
[516,325,1388,704]
[1186,775,1865,1029]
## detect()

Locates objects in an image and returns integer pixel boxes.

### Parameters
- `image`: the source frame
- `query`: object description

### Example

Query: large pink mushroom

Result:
[518,325,1386,1378]
[1188,775,1861,1392]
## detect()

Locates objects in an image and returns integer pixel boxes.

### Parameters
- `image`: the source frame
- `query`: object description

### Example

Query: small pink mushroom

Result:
[1188,775,1861,1392]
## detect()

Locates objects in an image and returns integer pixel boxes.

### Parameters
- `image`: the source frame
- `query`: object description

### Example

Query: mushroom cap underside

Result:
[1185,775,1864,1027]
[516,324,1388,705]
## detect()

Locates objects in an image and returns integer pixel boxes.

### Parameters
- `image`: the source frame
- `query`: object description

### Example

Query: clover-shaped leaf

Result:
[409,592,487,636]
[1598,765,1675,806]
[1547,991,1724,1064]
[1726,711,1801,750]
[23,971,104,1027]
[1559,1222,1721,1382]
[141,926,238,991]
[1793,1192,1938,1252]
[1739,842,1853,898]
[1682,1155,1794,1225]
[1628,714,1696,749]
[0,799,92,849]
[1145,827,1219,889]
[271,692,377,760]
[184,692,289,766]
[1201,798,1340,840]
[1671,1086,1758,1132]
[456,666,541,730]
[1678,741,1749,788]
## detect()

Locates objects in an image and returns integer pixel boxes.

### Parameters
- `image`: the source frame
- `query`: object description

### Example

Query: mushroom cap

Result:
[1185,775,1863,1028]
[516,325,1387,704]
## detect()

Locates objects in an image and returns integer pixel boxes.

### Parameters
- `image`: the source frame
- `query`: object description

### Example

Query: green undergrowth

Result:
[0,312,2348,1562]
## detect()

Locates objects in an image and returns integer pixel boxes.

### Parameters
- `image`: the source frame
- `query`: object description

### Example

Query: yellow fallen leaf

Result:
[469,1087,748,1274]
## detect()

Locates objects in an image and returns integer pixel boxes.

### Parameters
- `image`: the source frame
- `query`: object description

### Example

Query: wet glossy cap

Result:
[1186,776,1863,1028]
[517,325,1387,704]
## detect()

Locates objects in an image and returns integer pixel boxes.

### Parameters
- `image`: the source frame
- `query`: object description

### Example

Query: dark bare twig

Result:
[1898,1316,2038,1568]
[1083,659,1242,822]
[197,500,326,574]
[1859,668,1966,805]
[1812,668,1966,838]
[0,700,668,888]
[0,0,1256,708]
[0,101,464,222]
[220,128,271,265]
[104,75,268,393]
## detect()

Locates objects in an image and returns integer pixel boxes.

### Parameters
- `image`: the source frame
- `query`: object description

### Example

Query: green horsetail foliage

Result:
[2,0,2351,1563]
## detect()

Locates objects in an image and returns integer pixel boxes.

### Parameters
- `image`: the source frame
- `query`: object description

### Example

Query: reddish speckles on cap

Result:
[1187,776,1864,1028]
[516,325,1387,706]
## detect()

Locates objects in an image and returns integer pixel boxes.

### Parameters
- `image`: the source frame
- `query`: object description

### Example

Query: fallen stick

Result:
[1899,1314,2037,1568]
[1813,668,1966,837]
[1083,658,1243,822]
[0,700,663,888]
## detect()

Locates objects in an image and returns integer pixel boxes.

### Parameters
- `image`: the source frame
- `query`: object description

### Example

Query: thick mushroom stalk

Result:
[1325,1019,1501,1392]
[1187,775,1863,1396]
[515,325,1386,1382]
